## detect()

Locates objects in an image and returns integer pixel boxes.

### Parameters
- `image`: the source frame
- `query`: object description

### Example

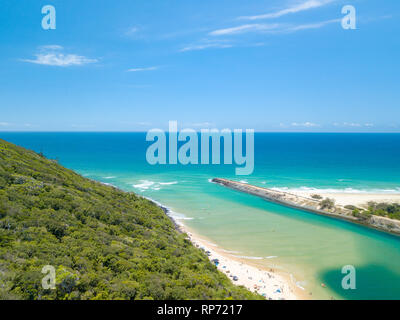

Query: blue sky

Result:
[0,0,399,132]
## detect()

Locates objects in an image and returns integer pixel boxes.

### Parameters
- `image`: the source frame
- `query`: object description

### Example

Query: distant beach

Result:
[290,191,400,208]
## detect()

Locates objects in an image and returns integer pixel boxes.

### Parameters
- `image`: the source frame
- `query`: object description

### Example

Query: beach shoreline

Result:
[144,196,307,300]
[180,225,308,300]
[289,191,400,208]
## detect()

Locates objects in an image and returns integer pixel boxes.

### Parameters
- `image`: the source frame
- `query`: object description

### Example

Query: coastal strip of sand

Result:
[143,196,306,300]
[181,226,306,300]
[289,191,400,208]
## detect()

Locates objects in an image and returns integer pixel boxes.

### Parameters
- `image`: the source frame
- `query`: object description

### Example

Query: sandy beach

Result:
[177,224,305,300]
[144,195,310,300]
[290,191,400,208]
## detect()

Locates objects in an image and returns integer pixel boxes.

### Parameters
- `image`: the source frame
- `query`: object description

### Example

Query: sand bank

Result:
[289,191,400,208]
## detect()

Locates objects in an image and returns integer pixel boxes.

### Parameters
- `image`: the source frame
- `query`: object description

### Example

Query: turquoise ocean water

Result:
[2,132,400,300]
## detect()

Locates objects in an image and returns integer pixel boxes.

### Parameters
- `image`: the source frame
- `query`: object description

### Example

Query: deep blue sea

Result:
[2,132,400,299]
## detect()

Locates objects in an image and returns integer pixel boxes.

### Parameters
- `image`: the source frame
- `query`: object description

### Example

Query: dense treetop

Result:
[0,139,260,300]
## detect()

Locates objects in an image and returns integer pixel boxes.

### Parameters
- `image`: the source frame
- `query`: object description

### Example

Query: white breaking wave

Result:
[133,180,178,191]
[101,182,115,187]
[265,256,278,259]
[295,281,307,291]
[271,186,400,195]
[288,274,307,291]
[141,195,193,226]
[103,176,116,179]
[232,255,264,260]
[205,241,218,247]
[133,180,155,190]
[159,181,178,185]
[221,249,241,254]
[168,211,194,223]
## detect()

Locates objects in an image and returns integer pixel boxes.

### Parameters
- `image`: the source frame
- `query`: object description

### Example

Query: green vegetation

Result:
[351,202,400,221]
[311,194,323,200]
[365,202,400,220]
[320,198,335,210]
[351,208,372,221]
[344,205,358,211]
[0,139,260,300]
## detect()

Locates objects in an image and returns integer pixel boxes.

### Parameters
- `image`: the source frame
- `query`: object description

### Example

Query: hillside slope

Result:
[0,139,260,300]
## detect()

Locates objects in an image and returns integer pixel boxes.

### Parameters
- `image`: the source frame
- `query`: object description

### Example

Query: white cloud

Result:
[239,0,335,20]
[127,66,159,72]
[343,122,361,127]
[180,40,233,52]
[126,27,139,35]
[180,43,232,52]
[291,122,320,127]
[334,122,375,128]
[188,122,215,127]
[0,122,11,126]
[287,19,340,31]
[209,24,280,36]
[22,46,97,67]
[23,54,97,66]
[125,26,144,39]
[39,45,63,51]
[209,19,338,37]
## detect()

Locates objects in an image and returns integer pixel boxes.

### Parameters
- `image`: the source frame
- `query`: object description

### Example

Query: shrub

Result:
[311,194,323,200]
[320,198,335,210]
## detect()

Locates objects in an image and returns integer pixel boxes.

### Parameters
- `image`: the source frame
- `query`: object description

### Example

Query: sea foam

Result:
[232,255,264,260]
[133,180,178,191]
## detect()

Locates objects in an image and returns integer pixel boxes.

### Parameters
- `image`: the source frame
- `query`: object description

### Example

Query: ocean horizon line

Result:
[1,131,400,134]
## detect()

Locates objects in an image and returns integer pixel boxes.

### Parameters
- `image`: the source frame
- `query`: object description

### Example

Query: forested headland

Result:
[0,139,260,300]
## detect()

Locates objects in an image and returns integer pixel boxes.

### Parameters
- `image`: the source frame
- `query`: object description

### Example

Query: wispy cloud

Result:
[286,18,340,31]
[209,19,338,37]
[187,122,215,128]
[291,122,320,127]
[0,122,11,126]
[38,44,63,51]
[209,24,280,36]
[334,122,375,128]
[239,0,335,21]
[124,26,145,39]
[180,39,233,52]
[127,66,159,72]
[183,0,339,51]
[22,45,97,67]
[126,26,140,35]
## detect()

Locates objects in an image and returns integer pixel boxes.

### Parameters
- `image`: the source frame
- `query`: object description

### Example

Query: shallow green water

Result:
[2,132,400,299]
[124,174,400,300]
